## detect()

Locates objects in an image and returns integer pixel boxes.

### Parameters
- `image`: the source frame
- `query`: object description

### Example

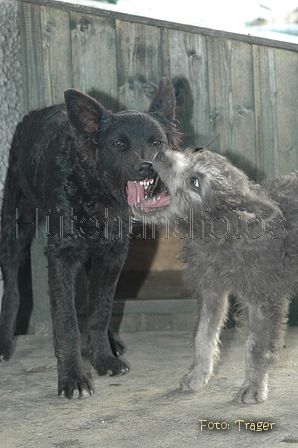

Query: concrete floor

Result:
[1,328,298,448]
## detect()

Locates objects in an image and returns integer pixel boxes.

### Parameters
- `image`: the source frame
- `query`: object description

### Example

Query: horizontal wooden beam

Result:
[19,0,298,53]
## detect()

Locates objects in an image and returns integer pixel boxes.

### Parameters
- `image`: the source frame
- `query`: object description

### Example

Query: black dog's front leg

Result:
[47,245,93,399]
[87,240,129,377]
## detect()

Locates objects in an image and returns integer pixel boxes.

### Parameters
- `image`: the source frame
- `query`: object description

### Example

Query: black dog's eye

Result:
[113,141,124,149]
[191,177,200,188]
[152,140,162,147]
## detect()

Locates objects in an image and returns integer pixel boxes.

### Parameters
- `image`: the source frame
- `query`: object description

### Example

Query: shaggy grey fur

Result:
[132,147,297,403]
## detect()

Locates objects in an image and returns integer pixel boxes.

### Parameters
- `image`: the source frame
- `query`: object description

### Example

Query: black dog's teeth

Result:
[139,179,154,199]
[149,175,160,198]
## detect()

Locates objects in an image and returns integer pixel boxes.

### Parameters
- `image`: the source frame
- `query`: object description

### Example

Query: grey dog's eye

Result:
[191,177,200,188]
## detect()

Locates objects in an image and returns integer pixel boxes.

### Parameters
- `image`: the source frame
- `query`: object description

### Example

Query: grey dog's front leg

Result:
[234,298,288,404]
[181,290,229,391]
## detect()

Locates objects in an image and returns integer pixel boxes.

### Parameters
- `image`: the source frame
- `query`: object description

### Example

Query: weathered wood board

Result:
[116,20,165,111]
[19,2,45,112]
[40,6,73,106]
[70,12,118,110]
[168,30,209,136]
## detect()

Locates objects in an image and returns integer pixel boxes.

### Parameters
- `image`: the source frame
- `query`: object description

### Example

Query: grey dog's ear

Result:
[238,193,282,222]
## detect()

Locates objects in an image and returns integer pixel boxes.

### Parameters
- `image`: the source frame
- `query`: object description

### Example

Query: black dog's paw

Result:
[0,339,13,362]
[93,356,130,376]
[58,374,94,399]
[108,331,126,357]
[110,338,125,357]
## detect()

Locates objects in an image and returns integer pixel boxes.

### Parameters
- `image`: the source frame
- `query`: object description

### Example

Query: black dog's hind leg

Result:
[86,240,130,376]
[0,195,35,361]
[47,244,93,399]
[181,288,229,391]
[234,295,289,404]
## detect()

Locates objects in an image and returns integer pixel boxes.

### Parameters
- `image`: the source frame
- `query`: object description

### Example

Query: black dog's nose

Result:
[138,162,154,178]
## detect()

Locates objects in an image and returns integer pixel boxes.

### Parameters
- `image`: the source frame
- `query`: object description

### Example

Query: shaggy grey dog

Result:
[131,147,298,403]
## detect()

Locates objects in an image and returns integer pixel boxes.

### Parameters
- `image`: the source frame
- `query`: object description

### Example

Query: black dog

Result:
[0,77,180,398]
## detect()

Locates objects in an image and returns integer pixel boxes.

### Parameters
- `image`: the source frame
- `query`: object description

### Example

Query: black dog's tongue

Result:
[126,179,171,212]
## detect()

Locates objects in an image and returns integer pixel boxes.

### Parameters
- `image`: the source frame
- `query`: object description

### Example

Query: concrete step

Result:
[23,267,298,334]
[78,298,198,333]
[77,270,198,332]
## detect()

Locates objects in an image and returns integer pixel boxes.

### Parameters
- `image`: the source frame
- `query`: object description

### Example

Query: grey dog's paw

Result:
[180,369,209,391]
[234,384,268,404]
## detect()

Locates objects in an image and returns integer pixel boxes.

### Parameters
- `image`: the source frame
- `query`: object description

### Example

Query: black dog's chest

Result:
[43,202,129,243]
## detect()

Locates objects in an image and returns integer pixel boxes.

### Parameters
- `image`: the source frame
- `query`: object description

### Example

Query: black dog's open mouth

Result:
[126,176,171,213]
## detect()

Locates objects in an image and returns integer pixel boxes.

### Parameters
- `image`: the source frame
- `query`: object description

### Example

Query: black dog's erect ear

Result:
[148,77,176,122]
[147,77,182,150]
[64,89,106,134]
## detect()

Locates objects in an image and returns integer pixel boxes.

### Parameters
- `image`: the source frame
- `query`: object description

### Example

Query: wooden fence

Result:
[18,0,298,332]
[19,0,298,181]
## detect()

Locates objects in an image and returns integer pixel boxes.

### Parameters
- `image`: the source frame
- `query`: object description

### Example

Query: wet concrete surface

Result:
[1,327,298,448]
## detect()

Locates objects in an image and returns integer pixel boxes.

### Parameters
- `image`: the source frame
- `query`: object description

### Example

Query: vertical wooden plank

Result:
[255,47,280,177]
[40,6,72,106]
[252,44,264,181]
[19,1,45,113]
[255,46,298,175]
[274,49,298,175]
[167,30,209,135]
[207,37,256,179]
[116,20,164,111]
[70,12,118,111]
[160,27,170,78]
[257,47,298,177]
